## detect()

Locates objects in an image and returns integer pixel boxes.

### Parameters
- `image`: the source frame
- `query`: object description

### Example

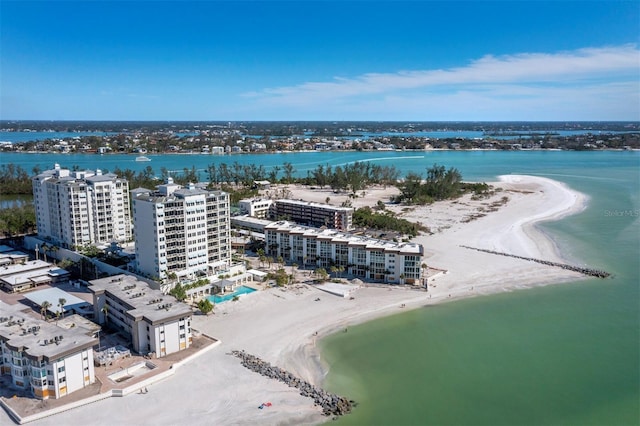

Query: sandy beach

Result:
[23,175,589,426]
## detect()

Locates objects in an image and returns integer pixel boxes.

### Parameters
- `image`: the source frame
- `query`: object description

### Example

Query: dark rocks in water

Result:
[230,350,353,417]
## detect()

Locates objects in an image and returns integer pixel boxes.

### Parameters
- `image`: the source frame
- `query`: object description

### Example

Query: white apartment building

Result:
[264,221,424,284]
[238,198,273,218]
[32,164,131,249]
[0,302,97,400]
[89,275,193,358]
[132,179,231,280]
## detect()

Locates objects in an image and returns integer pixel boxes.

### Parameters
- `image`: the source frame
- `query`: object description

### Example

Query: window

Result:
[58,377,66,384]
[58,366,65,373]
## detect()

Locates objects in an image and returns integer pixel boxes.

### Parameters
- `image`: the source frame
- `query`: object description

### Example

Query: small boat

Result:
[135,156,151,162]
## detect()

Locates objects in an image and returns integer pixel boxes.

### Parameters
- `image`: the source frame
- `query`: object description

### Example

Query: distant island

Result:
[1,120,639,152]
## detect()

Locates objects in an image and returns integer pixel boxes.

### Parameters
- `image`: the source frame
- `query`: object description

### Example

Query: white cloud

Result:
[241,45,640,120]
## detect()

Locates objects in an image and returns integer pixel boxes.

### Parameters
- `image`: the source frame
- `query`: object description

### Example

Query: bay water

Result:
[2,150,638,424]
[320,153,639,425]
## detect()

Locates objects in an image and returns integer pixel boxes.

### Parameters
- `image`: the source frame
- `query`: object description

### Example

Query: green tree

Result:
[283,162,295,184]
[198,298,214,315]
[268,165,280,183]
[40,301,51,321]
[58,298,67,320]
[314,267,328,282]
[169,283,187,302]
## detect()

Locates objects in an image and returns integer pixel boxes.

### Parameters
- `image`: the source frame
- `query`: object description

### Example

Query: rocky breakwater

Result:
[231,350,354,417]
[460,245,611,278]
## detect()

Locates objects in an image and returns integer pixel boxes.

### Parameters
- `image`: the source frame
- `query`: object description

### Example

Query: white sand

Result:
[25,175,589,426]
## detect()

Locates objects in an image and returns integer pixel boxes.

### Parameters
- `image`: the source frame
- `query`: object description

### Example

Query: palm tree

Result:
[421,263,429,289]
[40,243,49,263]
[40,301,51,320]
[49,245,59,264]
[330,265,338,278]
[57,298,66,321]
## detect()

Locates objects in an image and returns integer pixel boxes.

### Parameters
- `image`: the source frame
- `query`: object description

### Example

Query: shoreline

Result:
[19,175,590,426]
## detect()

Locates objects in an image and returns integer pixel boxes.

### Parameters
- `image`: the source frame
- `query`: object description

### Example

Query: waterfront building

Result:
[131,179,231,280]
[32,164,131,249]
[270,199,354,231]
[238,198,273,218]
[0,302,98,400]
[264,221,423,284]
[89,275,193,358]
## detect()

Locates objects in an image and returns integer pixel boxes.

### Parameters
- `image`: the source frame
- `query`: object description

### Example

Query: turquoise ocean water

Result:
[2,150,639,425]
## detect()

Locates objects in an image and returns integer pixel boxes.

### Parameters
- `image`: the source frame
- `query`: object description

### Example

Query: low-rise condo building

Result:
[32,164,131,249]
[0,260,70,293]
[0,302,98,400]
[264,221,423,284]
[89,274,193,358]
[270,199,354,231]
[132,179,231,280]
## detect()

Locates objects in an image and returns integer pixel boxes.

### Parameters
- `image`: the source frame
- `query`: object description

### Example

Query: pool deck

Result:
[210,285,258,303]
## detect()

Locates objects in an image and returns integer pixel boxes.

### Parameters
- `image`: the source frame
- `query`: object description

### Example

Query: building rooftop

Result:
[89,275,192,325]
[265,221,423,255]
[24,288,89,315]
[276,198,354,212]
[0,260,69,286]
[132,184,227,203]
[231,215,272,227]
[0,301,98,361]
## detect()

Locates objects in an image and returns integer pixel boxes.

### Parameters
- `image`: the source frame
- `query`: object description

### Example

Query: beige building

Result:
[0,302,98,400]
[89,275,193,358]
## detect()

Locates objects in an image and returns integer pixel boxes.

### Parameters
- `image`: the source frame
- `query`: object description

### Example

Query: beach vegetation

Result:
[393,164,492,205]
[197,298,214,315]
[267,268,289,286]
[314,267,329,282]
[353,206,428,237]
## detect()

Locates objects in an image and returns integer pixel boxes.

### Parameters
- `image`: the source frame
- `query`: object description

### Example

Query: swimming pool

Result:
[208,286,256,304]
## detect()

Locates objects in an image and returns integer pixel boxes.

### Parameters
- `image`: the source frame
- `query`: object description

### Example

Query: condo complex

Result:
[1,163,424,412]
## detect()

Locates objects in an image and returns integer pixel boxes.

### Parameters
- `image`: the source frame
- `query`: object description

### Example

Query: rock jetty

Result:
[460,245,611,278]
[231,350,353,417]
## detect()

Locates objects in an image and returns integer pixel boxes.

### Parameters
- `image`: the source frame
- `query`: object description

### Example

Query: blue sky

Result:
[1,1,639,121]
